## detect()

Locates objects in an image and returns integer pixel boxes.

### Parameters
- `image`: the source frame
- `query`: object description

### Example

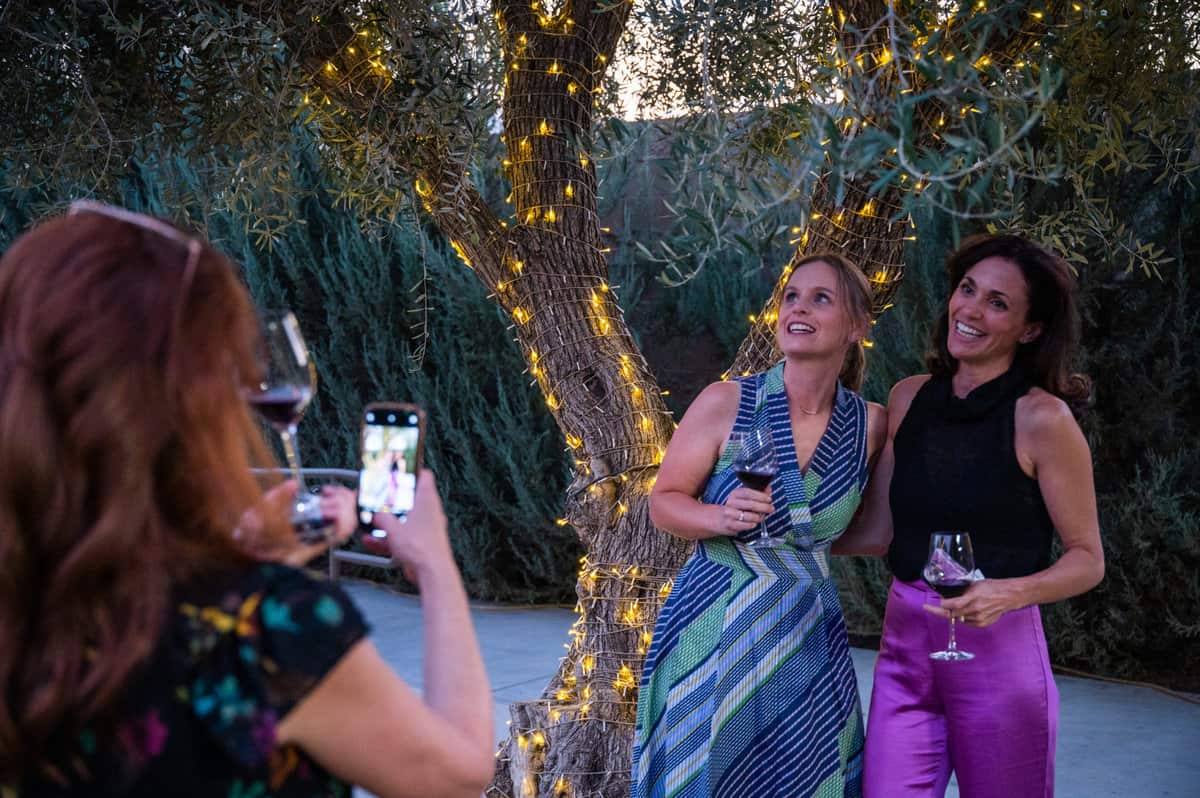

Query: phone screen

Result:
[358,407,422,530]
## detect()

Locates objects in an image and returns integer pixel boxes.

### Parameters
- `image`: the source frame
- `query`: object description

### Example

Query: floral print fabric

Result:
[14,563,368,797]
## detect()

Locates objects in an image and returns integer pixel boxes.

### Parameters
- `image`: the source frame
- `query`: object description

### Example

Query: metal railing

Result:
[252,468,396,581]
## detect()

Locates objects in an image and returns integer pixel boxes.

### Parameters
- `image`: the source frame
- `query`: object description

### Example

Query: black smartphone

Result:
[357,402,425,537]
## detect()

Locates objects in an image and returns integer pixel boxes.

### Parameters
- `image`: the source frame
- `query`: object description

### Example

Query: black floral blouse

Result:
[11,563,369,798]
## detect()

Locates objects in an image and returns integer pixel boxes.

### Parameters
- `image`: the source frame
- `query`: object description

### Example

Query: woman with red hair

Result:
[0,204,494,797]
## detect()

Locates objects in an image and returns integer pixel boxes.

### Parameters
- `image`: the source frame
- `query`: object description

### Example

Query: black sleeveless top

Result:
[887,366,1055,582]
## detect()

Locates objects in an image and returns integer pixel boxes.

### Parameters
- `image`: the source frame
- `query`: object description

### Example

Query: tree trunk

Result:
[429,4,694,796]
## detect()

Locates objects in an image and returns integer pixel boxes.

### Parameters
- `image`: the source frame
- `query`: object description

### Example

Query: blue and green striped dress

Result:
[633,362,867,798]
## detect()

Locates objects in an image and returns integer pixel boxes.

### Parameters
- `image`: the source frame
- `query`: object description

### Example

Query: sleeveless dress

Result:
[634,362,869,798]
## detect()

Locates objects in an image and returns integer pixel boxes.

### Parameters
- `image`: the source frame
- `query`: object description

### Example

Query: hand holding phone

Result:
[373,470,454,586]
[357,402,425,539]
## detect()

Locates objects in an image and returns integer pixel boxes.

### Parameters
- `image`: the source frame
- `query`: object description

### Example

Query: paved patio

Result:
[343,579,1200,797]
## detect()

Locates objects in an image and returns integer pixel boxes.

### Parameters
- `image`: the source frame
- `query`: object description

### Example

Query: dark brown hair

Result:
[789,252,873,392]
[927,233,1091,404]
[0,211,286,779]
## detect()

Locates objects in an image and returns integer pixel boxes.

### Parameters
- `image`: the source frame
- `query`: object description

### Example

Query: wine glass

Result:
[729,428,780,548]
[246,309,331,544]
[923,531,976,661]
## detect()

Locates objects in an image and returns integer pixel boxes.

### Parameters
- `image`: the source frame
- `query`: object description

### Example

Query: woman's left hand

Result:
[317,484,359,546]
[923,578,1023,628]
[238,482,358,566]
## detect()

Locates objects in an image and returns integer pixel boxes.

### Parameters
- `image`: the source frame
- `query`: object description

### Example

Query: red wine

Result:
[735,468,775,492]
[293,515,334,544]
[927,578,972,599]
[248,386,311,429]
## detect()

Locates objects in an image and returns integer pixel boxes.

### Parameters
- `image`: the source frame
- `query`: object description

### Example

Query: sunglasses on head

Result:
[68,199,202,282]
[67,199,205,363]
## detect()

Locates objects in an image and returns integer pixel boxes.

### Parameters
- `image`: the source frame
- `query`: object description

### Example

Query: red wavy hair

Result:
[0,210,286,780]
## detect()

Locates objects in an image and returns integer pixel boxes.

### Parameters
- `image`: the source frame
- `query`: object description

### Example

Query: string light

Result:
[449,240,472,268]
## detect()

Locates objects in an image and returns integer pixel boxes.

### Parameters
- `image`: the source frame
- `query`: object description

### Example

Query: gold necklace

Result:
[795,397,828,416]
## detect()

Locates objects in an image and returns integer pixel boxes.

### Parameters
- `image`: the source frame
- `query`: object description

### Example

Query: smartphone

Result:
[357,402,425,537]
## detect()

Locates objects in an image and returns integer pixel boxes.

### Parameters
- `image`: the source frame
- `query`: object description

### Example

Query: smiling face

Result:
[776,259,868,360]
[947,256,1043,367]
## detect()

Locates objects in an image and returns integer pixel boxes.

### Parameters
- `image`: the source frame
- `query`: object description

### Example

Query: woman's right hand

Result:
[713,486,774,536]
[372,470,456,586]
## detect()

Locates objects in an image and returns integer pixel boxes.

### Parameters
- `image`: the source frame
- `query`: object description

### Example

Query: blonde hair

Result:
[788,252,872,391]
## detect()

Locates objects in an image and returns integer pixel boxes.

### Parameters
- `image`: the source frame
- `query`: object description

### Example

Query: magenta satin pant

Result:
[863,578,1058,797]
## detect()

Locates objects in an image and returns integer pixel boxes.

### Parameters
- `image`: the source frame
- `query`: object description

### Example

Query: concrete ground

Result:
[343,579,1200,797]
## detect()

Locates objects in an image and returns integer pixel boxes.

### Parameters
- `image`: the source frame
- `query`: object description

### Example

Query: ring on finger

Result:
[737,510,745,522]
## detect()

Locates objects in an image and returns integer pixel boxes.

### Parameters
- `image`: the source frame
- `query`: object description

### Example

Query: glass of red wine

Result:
[246,309,332,544]
[923,531,976,661]
[730,428,780,548]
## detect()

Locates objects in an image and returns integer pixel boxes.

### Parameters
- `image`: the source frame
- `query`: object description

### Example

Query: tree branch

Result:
[415,146,507,283]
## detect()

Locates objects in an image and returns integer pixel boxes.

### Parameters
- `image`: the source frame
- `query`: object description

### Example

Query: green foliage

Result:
[618,1,1068,284]
[0,1,502,228]
[622,1,828,114]
[1051,221,1200,689]
[0,143,579,604]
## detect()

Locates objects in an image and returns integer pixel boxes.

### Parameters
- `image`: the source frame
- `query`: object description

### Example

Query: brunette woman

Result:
[841,234,1104,798]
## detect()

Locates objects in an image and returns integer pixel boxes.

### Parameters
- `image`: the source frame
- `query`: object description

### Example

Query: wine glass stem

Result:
[279,425,307,492]
[947,616,958,652]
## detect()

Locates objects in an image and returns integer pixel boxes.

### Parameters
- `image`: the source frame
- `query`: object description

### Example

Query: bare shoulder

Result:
[674,380,742,442]
[866,401,887,438]
[1018,387,1079,436]
[889,374,931,406]
[660,380,743,482]
[687,380,741,420]
[886,375,932,434]
[1016,388,1091,477]
[865,401,888,458]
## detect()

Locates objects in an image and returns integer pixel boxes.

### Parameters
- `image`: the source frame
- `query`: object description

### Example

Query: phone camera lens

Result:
[409,414,417,424]
[387,414,396,423]
[366,413,375,422]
